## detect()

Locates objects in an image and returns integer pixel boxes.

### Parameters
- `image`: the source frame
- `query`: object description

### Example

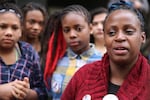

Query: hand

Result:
[0,82,16,100]
[11,77,30,100]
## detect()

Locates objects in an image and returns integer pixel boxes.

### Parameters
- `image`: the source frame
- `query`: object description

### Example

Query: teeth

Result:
[116,47,125,50]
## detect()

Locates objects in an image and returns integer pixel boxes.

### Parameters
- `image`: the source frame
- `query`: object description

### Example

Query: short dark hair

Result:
[90,7,108,23]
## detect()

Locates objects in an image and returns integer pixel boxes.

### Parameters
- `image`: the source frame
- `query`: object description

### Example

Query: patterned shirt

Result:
[0,41,47,100]
[47,44,102,100]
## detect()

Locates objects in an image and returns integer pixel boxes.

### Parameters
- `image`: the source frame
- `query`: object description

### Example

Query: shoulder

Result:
[18,41,35,51]
[18,41,39,59]
[74,60,103,80]
[88,43,103,59]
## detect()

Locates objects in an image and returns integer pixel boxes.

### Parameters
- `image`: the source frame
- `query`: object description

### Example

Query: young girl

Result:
[90,7,108,56]
[61,1,150,100]
[43,5,102,99]
[21,2,48,54]
[0,1,47,100]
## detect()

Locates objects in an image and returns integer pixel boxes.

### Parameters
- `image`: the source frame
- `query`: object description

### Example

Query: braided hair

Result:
[61,4,91,24]
[104,0,145,32]
[44,4,91,88]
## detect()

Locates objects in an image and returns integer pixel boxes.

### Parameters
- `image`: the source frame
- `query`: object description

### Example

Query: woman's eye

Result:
[125,30,134,35]
[108,31,116,36]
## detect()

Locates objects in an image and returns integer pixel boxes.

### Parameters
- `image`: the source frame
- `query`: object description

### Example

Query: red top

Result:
[61,53,150,100]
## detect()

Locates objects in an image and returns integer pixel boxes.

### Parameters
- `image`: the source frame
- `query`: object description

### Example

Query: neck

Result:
[26,38,41,52]
[26,37,39,44]
[94,39,106,54]
[0,44,19,65]
[109,58,137,85]
[74,43,90,55]
[0,46,14,54]
[94,37,105,47]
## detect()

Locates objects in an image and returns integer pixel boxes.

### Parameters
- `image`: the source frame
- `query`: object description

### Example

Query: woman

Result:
[0,1,47,100]
[61,1,150,100]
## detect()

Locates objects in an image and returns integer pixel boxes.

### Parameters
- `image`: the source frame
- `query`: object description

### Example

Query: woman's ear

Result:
[141,32,146,44]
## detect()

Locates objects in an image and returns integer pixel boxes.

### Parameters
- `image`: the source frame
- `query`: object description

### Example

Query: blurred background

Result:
[16,0,109,13]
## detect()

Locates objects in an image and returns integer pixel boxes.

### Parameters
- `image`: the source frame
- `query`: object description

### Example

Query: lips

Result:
[97,31,103,35]
[113,46,128,55]
[3,39,13,43]
[115,47,127,50]
[31,32,39,35]
[69,41,79,47]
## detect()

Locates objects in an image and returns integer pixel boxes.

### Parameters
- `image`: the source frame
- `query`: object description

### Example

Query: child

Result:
[0,1,47,100]
[43,5,102,99]
[21,2,48,54]
[90,7,108,55]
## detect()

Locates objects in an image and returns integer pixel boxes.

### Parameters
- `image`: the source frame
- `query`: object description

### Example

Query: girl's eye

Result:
[28,19,36,25]
[0,24,7,29]
[75,25,83,32]
[76,27,82,32]
[12,25,19,30]
[63,28,70,33]
[39,21,44,26]
[92,22,98,26]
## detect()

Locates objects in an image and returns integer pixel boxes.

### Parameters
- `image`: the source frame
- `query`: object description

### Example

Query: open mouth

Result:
[113,47,128,55]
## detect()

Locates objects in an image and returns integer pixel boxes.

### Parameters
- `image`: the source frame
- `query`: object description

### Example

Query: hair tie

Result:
[0,8,21,18]
[108,0,133,11]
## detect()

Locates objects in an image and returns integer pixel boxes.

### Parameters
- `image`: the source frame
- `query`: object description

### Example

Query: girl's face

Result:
[91,13,107,40]
[62,12,91,54]
[24,10,44,39]
[0,12,22,49]
[104,10,145,64]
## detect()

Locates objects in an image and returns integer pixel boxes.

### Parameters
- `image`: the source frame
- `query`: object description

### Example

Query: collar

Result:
[67,43,97,59]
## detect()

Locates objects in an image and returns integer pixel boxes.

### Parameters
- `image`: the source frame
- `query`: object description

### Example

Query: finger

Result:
[12,86,27,100]
[12,89,19,98]
[23,77,30,88]
[23,77,29,83]
[13,79,28,90]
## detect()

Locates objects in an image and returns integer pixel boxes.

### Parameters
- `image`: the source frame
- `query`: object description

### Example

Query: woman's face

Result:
[61,12,91,54]
[24,10,44,39]
[104,10,145,64]
[0,12,22,49]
